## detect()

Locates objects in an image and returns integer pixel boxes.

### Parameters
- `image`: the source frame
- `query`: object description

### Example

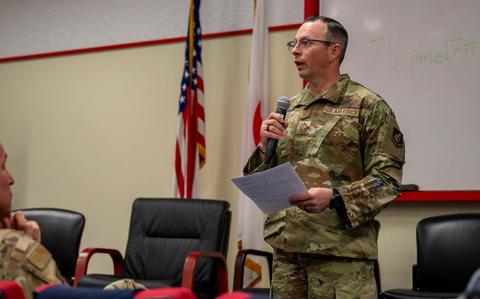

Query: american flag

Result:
[174,0,206,199]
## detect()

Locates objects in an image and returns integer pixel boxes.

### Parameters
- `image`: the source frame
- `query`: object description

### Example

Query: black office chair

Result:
[382,213,480,299]
[16,208,85,284]
[73,198,231,299]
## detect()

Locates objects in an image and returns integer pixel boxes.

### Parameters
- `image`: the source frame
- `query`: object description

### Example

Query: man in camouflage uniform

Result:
[244,16,405,298]
[0,143,66,299]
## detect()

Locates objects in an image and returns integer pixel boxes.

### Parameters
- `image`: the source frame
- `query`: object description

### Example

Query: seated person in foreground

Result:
[0,143,144,297]
[0,143,67,298]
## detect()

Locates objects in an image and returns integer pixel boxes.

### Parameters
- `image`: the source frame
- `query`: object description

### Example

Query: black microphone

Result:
[265,96,291,164]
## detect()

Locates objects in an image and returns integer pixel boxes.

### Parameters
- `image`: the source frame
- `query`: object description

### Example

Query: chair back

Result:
[122,198,231,291]
[18,208,85,282]
[413,213,480,292]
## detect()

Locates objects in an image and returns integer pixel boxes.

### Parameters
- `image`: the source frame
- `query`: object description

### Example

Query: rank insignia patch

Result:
[392,127,404,147]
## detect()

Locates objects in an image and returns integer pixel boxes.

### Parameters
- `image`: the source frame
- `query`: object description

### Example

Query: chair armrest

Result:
[233,249,273,291]
[181,250,228,295]
[0,281,27,299]
[73,247,124,287]
[135,287,196,299]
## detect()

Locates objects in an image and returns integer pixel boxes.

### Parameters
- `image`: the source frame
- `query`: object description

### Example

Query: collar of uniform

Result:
[293,74,350,109]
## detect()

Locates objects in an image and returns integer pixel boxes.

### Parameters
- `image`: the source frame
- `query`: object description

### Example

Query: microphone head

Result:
[276,96,291,110]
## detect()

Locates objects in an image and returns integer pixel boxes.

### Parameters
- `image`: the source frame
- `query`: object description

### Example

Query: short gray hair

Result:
[304,16,348,64]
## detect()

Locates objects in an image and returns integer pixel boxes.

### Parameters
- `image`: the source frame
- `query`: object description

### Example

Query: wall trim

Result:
[0,23,300,63]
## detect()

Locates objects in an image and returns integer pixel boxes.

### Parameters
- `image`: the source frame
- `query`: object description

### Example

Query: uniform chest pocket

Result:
[306,115,341,156]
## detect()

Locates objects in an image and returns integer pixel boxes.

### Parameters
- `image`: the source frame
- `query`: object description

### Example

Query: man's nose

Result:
[291,43,301,55]
[7,170,14,185]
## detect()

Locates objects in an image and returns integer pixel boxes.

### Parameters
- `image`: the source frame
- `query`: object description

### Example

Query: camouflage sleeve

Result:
[243,146,274,175]
[336,101,405,228]
[0,229,67,299]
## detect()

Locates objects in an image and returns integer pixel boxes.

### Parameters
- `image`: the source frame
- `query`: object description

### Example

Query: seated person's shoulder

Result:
[0,228,66,287]
[0,228,42,275]
[0,228,36,250]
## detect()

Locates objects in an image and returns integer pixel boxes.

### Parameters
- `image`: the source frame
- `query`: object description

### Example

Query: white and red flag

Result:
[237,0,269,287]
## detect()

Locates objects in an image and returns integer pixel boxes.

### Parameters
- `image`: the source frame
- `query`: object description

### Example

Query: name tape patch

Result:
[323,106,359,117]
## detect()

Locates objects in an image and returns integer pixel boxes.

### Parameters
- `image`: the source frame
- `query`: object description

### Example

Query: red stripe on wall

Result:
[396,191,480,202]
[0,23,300,63]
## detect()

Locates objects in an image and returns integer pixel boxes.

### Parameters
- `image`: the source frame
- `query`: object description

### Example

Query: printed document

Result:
[232,162,306,213]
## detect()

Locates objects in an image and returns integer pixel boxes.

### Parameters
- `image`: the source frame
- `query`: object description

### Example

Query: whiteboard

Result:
[321,0,480,190]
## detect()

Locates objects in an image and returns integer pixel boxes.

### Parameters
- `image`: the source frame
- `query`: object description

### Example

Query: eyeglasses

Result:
[286,38,337,51]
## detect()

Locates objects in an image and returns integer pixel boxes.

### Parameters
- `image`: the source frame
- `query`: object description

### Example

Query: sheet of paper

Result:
[231,162,306,213]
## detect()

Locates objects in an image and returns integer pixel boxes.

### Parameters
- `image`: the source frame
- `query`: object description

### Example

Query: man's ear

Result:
[329,44,341,63]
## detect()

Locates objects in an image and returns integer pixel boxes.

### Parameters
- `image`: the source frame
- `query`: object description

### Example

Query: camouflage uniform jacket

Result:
[244,74,405,259]
[0,229,66,299]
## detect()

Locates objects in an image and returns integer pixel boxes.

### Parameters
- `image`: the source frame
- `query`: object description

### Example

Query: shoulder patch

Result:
[27,243,51,270]
[392,127,404,147]
[324,106,359,117]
